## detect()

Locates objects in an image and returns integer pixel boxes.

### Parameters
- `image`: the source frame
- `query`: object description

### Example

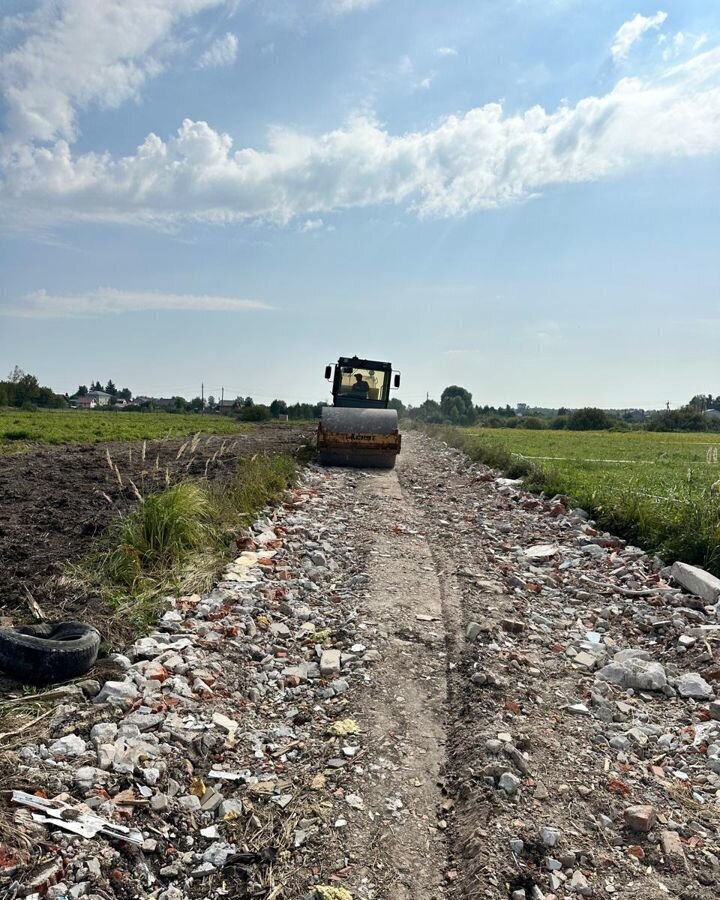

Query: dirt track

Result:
[0,424,313,623]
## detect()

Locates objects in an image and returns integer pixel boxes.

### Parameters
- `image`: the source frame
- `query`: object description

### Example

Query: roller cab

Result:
[318,356,402,469]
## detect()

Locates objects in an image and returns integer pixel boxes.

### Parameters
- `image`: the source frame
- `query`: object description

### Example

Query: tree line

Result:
[0,367,67,409]
[4,367,719,433]
[403,386,720,433]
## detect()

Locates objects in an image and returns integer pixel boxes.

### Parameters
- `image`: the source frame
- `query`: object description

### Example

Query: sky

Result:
[0,0,719,409]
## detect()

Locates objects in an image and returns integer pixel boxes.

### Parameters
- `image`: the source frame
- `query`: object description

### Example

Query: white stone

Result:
[524,544,557,560]
[47,734,86,759]
[212,712,239,733]
[671,562,720,604]
[596,654,666,691]
[320,649,341,676]
[677,673,714,700]
[90,722,118,745]
[93,680,139,708]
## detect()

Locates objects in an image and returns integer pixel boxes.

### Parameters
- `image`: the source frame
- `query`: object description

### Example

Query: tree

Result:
[118,387,132,401]
[243,397,254,407]
[76,385,88,396]
[174,396,187,410]
[567,407,613,431]
[90,380,103,392]
[557,406,568,416]
[189,396,204,411]
[287,402,314,419]
[440,386,475,425]
[647,407,707,432]
[388,398,406,416]
[411,398,443,423]
[207,395,216,408]
[13,372,41,407]
[105,380,117,395]
[239,404,271,421]
[0,370,65,408]
[269,399,288,417]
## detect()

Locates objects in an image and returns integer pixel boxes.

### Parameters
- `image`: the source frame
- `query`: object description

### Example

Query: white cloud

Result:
[2,45,720,229]
[198,31,238,68]
[300,218,324,231]
[436,47,457,58]
[3,287,271,318]
[322,0,383,13]
[660,30,708,62]
[0,0,227,143]
[611,10,668,62]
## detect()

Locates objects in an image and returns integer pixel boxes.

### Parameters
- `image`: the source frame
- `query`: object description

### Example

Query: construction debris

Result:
[1,432,719,900]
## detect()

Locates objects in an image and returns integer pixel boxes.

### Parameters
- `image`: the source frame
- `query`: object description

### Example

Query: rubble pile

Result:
[3,430,720,900]
[399,434,720,900]
[1,469,383,899]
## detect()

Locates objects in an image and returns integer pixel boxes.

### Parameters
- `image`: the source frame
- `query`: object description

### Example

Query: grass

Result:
[75,454,298,638]
[429,425,720,575]
[0,409,252,449]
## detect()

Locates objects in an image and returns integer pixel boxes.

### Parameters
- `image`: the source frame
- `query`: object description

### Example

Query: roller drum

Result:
[317,408,401,469]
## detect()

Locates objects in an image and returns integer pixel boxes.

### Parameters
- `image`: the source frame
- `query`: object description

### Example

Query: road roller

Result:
[317,356,402,468]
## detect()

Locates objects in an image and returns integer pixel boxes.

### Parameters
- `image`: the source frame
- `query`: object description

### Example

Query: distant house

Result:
[217,399,237,413]
[74,395,97,409]
[86,390,111,407]
[152,398,176,410]
[705,409,720,421]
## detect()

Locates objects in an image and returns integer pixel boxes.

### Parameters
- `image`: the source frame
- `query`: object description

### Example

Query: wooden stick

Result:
[0,708,53,741]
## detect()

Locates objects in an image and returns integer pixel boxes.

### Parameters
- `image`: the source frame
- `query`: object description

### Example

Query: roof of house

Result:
[87,390,111,398]
[705,408,720,419]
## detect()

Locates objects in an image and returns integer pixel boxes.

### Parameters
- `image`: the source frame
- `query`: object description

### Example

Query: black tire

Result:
[0,622,101,685]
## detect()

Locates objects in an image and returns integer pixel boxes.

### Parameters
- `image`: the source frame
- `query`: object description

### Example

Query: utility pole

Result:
[201,382,204,414]
[221,386,224,409]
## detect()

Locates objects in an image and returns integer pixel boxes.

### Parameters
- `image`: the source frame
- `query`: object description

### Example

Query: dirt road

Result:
[2,432,719,899]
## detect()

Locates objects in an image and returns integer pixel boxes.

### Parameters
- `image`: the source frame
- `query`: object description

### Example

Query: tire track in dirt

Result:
[340,459,449,898]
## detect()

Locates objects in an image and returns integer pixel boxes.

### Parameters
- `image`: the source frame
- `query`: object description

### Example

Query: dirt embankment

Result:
[0,424,314,625]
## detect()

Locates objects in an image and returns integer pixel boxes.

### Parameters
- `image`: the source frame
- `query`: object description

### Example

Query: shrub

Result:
[646,407,707,432]
[517,416,545,430]
[2,429,31,440]
[567,407,613,430]
[239,404,271,422]
[104,482,213,588]
[82,454,297,637]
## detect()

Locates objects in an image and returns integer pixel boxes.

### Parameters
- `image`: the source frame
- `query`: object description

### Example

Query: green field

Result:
[450,427,720,573]
[0,409,251,449]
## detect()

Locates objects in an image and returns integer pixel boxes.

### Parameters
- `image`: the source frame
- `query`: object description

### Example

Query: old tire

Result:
[0,622,101,684]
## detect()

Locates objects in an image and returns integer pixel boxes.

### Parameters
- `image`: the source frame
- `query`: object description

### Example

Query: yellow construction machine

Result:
[317,355,402,468]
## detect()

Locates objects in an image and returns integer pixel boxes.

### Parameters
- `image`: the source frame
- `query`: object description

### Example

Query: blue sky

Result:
[0,0,718,408]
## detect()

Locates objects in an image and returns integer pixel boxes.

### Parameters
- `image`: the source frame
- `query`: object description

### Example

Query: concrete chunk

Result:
[671,562,720,604]
[524,544,557,561]
[93,680,139,709]
[320,649,341,677]
[677,672,713,700]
